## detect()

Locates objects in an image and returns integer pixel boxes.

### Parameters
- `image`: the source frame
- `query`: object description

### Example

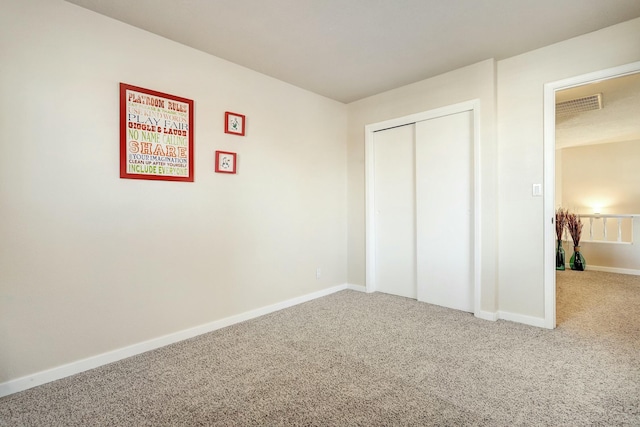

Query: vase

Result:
[555,240,565,270]
[570,246,586,271]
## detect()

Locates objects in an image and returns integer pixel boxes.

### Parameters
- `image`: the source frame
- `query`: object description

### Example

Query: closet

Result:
[372,110,474,312]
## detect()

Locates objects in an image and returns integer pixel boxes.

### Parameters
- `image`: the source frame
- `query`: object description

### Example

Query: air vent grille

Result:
[556,93,602,117]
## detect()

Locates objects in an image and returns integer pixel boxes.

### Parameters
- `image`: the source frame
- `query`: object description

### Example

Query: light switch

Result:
[532,184,542,196]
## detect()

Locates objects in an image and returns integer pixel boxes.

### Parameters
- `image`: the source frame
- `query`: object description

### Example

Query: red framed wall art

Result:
[120,83,194,182]
[224,111,245,136]
[215,151,237,174]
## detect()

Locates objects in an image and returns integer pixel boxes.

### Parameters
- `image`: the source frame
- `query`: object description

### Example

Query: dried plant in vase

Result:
[555,208,568,270]
[566,212,586,271]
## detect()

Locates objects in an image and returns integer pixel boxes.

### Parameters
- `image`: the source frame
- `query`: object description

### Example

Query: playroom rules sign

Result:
[120,83,194,182]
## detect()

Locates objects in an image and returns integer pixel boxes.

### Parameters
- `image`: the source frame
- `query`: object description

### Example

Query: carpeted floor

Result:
[1,270,639,426]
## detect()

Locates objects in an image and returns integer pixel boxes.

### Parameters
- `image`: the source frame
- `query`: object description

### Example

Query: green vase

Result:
[556,240,565,270]
[570,246,586,271]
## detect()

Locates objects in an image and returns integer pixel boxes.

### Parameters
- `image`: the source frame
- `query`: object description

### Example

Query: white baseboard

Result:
[497,310,547,328]
[584,265,640,276]
[475,310,498,321]
[0,284,350,398]
[346,284,367,292]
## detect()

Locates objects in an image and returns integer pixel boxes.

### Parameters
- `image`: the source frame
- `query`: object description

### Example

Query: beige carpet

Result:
[1,270,639,426]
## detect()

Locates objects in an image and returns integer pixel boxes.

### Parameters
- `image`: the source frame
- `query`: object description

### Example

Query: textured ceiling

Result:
[556,72,640,149]
[65,0,640,103]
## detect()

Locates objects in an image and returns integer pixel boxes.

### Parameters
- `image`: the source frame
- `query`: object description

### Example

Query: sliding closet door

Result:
[415,111,474,312]
[373,124,417,299]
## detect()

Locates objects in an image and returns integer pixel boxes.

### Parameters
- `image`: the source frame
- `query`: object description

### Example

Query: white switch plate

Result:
[532,184,542,196]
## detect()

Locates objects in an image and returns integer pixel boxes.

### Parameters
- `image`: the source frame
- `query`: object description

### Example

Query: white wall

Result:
[561,140,640,214]
[559,140,640,271]
[497,17,640,319]
[555,149,563,208]
[346,60,498,314]
[0,0,347,384]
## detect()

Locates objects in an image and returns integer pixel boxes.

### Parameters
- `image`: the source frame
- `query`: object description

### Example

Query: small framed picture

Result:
[215,151,237,174]
[225,112,245,136]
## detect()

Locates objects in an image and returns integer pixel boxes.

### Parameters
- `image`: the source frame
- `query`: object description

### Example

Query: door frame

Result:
[364,100,481,315]
[542,60,640,329]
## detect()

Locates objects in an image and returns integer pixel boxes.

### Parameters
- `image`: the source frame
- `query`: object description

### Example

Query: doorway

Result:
[365,101,481,314]
[543,61,640,329]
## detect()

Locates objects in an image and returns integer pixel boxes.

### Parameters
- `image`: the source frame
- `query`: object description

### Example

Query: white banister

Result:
[576,214,639,244]
[617,217,622,242]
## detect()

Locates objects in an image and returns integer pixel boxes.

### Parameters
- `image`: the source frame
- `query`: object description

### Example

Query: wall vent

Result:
[556,93,602,117]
